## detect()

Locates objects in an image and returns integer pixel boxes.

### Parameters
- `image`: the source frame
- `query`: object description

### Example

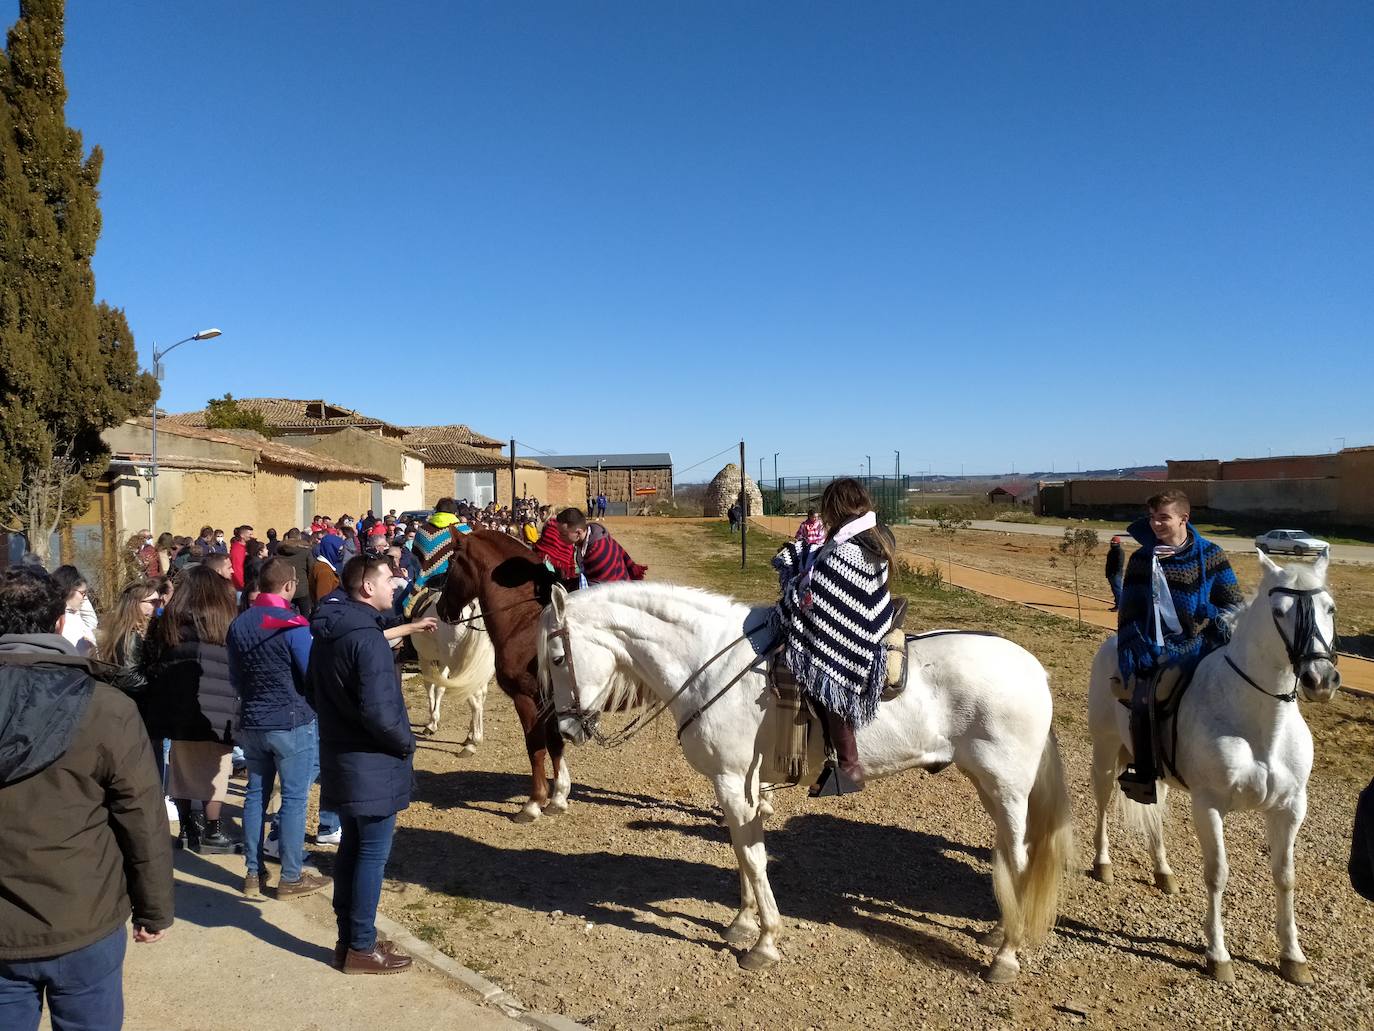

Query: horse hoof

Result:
[983,957,1020,983]
[1206,958,1235,984]
[545,798,569,815]
[1092,862,1114,885]
[1279,959,1313,986]
[977,927,1004,949]
[1154,871,1178,895]
[513,802,542,824]
[422,725,437,737]
[722,921,758,946]
[758,799,775,819]
[459,743,477,757]
[737,947,779,972]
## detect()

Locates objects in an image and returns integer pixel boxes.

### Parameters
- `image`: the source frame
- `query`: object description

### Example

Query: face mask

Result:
[215,536,224,543]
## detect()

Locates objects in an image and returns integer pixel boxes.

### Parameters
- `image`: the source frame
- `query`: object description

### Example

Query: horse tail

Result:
[1019,728,1076,944]
[1114,780,1167,853]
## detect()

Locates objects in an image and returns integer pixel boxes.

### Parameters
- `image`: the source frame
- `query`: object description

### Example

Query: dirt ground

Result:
[328,519,1374,1030]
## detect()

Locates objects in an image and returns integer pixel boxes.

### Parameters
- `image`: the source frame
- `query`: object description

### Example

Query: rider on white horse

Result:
[1115,488,1244,803]
[771,478,895,796]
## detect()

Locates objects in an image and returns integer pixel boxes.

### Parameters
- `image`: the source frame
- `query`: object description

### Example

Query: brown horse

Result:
[436,529,570,822]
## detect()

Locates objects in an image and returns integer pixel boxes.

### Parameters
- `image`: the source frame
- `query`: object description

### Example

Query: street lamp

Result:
[894,450,900,480]
[865,455,872,481]
[149,328,221,537]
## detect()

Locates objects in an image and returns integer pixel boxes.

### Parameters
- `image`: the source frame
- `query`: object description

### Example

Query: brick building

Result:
[539,453,674,507]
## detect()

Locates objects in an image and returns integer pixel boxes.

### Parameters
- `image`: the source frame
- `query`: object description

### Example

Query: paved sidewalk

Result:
[86,848,525,1031]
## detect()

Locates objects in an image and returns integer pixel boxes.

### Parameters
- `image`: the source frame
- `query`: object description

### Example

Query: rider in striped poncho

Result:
[772,478,895,795]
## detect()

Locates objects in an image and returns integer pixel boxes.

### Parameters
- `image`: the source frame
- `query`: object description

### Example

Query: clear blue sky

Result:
[34,2,1374,478]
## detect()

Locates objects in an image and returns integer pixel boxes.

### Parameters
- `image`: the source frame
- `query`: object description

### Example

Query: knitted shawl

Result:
[771,527,894,727]
[534,521,576,580]
[1116,518,1244,681]
[413,517,468,590]
[579,524,646,585]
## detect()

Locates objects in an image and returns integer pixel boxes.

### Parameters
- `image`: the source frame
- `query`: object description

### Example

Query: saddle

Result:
[1115,664,1198,798]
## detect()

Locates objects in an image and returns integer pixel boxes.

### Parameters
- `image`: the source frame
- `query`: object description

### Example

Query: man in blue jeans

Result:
[0,566,173,1029]
[308,555,418,974]
[228,559,335,901]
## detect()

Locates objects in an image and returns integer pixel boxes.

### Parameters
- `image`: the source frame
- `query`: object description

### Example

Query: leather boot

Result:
[1117,675,1158,805]
[810,711,865,797]
[194,815,241,855]
[174,800,198,851]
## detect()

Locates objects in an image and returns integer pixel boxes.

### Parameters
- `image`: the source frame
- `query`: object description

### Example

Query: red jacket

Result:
[230,539,248,589]
[534,521,576,580]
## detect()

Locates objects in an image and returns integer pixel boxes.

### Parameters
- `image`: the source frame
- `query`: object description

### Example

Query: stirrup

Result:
[1117,766,1157,805]
[809,762,862,798]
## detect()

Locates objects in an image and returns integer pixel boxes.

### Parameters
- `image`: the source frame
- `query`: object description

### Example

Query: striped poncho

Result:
[577,524,646,585]
[412,514,469,590]
[771,526,894,727]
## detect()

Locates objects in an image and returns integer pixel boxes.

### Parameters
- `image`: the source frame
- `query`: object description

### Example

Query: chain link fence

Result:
[759,474,912,525]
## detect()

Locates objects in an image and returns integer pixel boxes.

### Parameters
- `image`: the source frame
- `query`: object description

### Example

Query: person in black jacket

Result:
[275,529,315,616]
[1104,536,1127,612]
[308,555,416,975]
[0,566,173,1031]
[143,565,241,854]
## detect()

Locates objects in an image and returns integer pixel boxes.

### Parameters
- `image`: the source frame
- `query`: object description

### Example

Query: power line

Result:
[676,443,741,477]
[512,439,558,457]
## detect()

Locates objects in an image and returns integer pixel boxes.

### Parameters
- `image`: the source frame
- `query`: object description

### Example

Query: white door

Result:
[454,471,495,507]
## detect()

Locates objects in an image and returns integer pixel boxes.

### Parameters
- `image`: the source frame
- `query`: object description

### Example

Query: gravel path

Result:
[364,521,1374,1030]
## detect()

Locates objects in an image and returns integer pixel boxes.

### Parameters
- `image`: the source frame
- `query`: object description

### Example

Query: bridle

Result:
[540,623,773,749]
[1225,585,1338,703]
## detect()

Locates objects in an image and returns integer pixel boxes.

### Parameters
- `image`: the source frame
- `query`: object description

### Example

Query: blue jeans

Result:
[238,722,336,881]
[1109,574,1124,609]
[0,925,125,1031]
[333,812,398,952]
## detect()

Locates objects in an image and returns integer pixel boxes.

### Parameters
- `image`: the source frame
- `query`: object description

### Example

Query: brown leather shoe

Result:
[334,932,389,969]
[243,873,266,900]
[343,942,412,975]
[276,871,332,901]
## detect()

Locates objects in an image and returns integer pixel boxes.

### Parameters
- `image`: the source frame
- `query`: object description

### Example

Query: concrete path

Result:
[90,848,527,1031]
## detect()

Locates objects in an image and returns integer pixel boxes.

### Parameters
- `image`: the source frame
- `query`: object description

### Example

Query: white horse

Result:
[412,595,495,748]
[538,581,1074,982]
[1087,551,1340,984]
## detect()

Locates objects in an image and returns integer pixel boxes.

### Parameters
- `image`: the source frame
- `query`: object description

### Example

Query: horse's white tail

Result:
[1015,729,1076,944]
[1114,780,1167,852]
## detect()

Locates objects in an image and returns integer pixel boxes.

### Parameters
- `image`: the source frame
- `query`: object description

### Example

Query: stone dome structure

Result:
[705,463,764,518]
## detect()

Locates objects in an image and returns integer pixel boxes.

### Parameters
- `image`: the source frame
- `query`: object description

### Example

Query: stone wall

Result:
[704,464,763,517]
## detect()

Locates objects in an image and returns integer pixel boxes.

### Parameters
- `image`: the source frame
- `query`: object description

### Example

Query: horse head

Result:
[1255,549,1340,702]
[538,583,595,743]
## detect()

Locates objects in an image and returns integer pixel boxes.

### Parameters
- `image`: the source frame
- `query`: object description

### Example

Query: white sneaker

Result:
[316,828,342,846]
[165,797,179,823]
[263,834,280,860]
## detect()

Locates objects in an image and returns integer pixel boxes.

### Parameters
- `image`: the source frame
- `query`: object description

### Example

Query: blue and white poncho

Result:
[772,514,895,727]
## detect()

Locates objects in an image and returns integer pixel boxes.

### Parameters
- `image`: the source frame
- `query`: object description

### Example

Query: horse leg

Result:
[512,693,548,823]
[1191,801,1234,982]
[1089,734,1121,884]
[424,677,443,736]
[713,774,780,971]
[972,779,1030,983]
[1148,783,1177,895]
[470,684,486,745]
[460,693,481,755]
[545,713,572,815]
[1265,799,1313,985]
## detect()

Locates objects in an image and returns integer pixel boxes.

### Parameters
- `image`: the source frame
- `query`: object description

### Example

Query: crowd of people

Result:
[0,494,642,1026]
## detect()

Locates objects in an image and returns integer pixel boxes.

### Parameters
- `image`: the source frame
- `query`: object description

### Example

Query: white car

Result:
[1254,529,1330,556]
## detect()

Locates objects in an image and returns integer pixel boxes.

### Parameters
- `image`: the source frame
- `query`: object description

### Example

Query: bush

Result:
[994,509,1040,524]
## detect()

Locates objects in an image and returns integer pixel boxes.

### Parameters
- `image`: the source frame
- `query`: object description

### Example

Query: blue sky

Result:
[33,3,1374,478]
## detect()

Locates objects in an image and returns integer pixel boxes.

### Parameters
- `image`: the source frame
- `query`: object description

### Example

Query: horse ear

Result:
[1312,551,1329,583]
[550,583,568,625]
[1257,548,1282,577]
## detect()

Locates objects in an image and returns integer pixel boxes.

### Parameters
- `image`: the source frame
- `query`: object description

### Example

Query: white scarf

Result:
[797,511,878,600]
[1150,545,1182,646]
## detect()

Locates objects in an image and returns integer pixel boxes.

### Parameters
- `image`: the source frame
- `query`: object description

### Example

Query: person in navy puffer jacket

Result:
[227,559,337,902]
[306,555,417,974]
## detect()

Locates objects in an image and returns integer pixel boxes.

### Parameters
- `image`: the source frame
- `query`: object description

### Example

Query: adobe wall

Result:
[1063,479,1213,512]
[1167,459,1222,479]
[315,476,374,523]
[1338,450,1374,523]
[1221,454,1338,480]
[1208,478,1337,516]
[276,427,404,483]
[256,467,305,529]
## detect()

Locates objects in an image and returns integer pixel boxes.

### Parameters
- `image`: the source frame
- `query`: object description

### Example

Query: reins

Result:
[1223,585,1337,704]
[544,624,774,750]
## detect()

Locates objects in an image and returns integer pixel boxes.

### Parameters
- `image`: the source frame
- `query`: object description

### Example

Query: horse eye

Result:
[553,656,564,666]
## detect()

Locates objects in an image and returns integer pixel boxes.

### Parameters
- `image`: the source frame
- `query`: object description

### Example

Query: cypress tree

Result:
[0,0,156,563]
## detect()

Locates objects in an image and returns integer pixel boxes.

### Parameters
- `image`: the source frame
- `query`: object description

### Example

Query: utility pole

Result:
[894,450,900,480]
[739,440,747,570]
[865,454,872,480]
[758,456,764,486]
[509,439,517,507]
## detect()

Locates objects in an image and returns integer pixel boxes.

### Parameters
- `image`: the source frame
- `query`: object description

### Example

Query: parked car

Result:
[398,508,434,525]
[1254,529,1330,556]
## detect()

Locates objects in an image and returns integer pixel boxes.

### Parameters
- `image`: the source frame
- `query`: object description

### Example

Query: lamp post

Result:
[894,449,900,480]
[865,455,872,481]
[149,328,221,537]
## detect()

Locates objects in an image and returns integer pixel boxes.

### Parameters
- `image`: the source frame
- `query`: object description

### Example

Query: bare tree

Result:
[5,443,87,568]
[933,507,972,580]
[1057,526,1100,622]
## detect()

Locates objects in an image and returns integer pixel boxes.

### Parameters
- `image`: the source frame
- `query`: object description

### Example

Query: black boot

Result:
[810,711,865,797]
[174,800,198,851]
[194,814,241,855]
[1118,675,1158,805]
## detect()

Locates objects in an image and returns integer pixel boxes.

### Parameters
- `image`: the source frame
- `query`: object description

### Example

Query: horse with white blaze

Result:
[1087,551,1340,984]
[538,581,1074,982]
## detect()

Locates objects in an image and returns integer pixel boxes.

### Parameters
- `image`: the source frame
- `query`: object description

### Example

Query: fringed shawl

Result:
[771,529,894,727]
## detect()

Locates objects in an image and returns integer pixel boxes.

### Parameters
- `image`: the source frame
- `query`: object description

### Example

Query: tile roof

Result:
[132,419,387,479]
[166,398,406,435]
[409,441,545,469]
[400,424,505,447]
[538,453,673,469]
